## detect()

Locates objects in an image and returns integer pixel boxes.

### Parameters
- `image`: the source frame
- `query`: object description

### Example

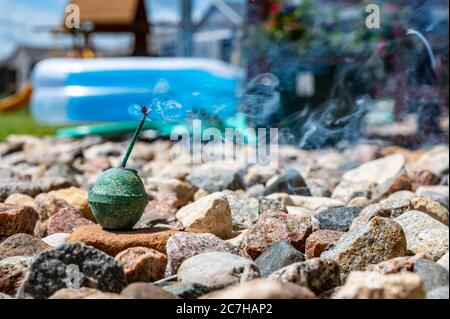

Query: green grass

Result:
[0,107,64,140]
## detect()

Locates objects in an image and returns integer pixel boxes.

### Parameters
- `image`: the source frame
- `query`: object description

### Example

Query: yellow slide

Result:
[0,81,33,113]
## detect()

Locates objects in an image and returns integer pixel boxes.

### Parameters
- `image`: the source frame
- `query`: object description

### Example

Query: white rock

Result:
[289,195,344,211]
[176,192,233,239]
[178,252,259,289]
[416,186,449,199]
[342,154,406,185]
[416,146,449,177]
[42,233,70,247]
[386,191,416,202]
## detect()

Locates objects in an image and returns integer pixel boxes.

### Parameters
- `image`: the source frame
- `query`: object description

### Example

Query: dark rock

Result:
[268,258,341,295]
[255,241,305,277]
[16,242,127,299]
[263,168,311,196]
[314,206,365,232]
[164,282,212,299]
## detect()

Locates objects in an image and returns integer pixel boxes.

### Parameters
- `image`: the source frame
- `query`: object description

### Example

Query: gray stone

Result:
[314,206,365,232]
[16,242,127,299]
[258,197,287,214]
[165,232,250,276]
[438,252,449,271]
[268,258,341,294]
[263,168,311,196]
[187,167,244,193]
[0,179,41,202]
[246,184,265,198]
[222,190,260,230]
[394,210,449,260]
[177,252,259,290]
[416,186,449,207]
[427,286,449,299]
[412,259,449,292]
[322,217,407,276]
[254,241,305,277]
[350,199,414,230]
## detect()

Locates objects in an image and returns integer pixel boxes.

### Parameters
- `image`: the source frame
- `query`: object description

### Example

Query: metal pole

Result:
[180,0,193,56]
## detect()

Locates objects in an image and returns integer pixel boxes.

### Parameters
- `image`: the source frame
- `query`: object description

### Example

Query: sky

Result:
[0,0,228,59]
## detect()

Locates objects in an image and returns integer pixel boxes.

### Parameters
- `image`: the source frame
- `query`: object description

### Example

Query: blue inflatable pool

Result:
[31,58,244,125]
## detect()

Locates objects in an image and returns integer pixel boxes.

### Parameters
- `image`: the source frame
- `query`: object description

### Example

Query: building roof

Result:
[196,0,244,31]
[63,0,145,27]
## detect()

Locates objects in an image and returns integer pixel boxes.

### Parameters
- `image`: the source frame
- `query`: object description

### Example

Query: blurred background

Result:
[0,0,448,149]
